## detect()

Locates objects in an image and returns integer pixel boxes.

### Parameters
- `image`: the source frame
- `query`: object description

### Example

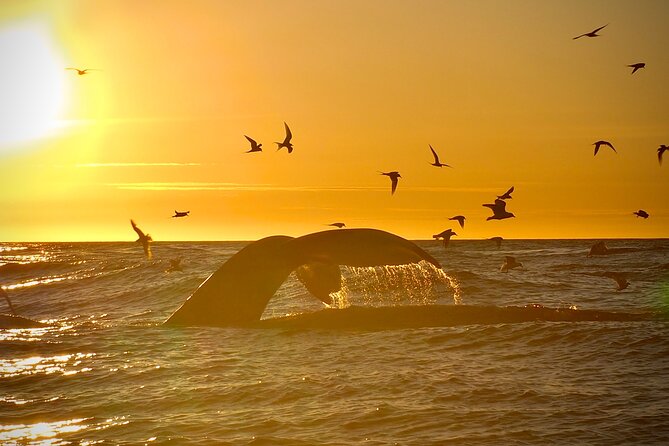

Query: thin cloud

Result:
[77,162,201,168]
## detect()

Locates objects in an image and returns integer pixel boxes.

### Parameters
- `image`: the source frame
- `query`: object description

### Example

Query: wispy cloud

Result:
[108,182,498,193]
[77,162,201,168]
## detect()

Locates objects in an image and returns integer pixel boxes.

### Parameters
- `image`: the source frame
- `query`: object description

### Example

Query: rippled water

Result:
[1,239,669,444]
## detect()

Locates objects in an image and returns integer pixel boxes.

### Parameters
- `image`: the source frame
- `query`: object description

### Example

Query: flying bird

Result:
[328,222,346,229]
[593,140,617,156]
[658,145,668,165]
[602,272,630,291]
[172,210,190,218]
[244,135,262,153]
[573,24,608,40]
[500,256,522,273]
[483,199,515,221]
[380,171,401,195]
[433,229,457,248]
[489,236,503,248]
[497,186,514,200]
[130,219,153,259]
[449,215,465,229]
[275,122,294,153]
[633,210,649,219]
[428,145,451,168]
[627,63,645,74]
[66,68,98,75]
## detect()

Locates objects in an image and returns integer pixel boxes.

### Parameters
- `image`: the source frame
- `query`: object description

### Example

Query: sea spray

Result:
[330,261,461,308]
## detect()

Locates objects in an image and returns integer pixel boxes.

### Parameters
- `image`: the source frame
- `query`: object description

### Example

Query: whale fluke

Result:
[165,229,440,327]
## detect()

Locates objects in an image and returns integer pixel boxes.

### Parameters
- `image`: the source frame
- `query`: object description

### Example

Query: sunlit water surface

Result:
[1,239,669,445]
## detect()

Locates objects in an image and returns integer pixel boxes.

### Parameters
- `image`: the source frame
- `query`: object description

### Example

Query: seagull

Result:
[275,122,294,153]
[602,272,630,291]
[244,135,262,153]
[66,68,99,75]
[627,63,645,74]
[489,236,503,248]
[328,222,346,228]
[433,229,457,248]
[449,215,465,229]
[573,24,608,40]
[380,171,401,195]
[483,199,515,220]
[172,210,190,218]
[1,287,16,315]
[165,258,183,273]
[497,186,514,200]
[500,256,522,273]
[429,145,451,168]
[633,210,649,219]
[593,140,617,156]
[130,219,153,259]
[658,145,668,165]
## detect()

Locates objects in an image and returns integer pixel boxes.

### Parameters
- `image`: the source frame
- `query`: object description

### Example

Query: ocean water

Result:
[1,238,669,445]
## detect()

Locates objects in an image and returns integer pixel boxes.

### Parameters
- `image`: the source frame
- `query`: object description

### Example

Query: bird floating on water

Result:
[497,186,514,200]
[449,215,465,229]
[172,210,190,218]
[658,145,668,165]
[483,199,515,221]
[500,256,522,273]
[66,67,99,75]
[379,171,401,195]
[244,135,262,153]
[428,145,451,168]
[627,63,645,74]
[603,272,630,291]
[275,122,294,153]
[328,222,346,229]
[633,210,649,219]
[593,140,616,156]
[573,24,608,40]
[130,219,153,259]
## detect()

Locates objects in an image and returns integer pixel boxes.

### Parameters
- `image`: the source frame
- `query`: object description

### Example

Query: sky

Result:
[0,0,668,241]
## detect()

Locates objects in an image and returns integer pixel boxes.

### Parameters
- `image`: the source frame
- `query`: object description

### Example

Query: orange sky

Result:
[1,0,668,241]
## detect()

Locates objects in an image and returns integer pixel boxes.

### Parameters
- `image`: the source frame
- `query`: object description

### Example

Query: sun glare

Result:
[0,18,68,152]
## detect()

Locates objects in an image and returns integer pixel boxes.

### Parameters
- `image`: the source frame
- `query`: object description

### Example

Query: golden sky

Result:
[1,0,668,241]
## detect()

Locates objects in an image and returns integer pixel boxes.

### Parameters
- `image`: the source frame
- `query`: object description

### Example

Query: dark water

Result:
[1,239,669,444]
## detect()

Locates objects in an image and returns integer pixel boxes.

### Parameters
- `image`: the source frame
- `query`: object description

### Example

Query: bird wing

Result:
[390,176,398,194]
[592,24,608,34]
[494,199,507,211]
[244,135,258,147]
[429,145,440,164]
[284,122,292,143]
[603,141,617,152]
[658,147,665,165]
[130,219,145,238]
[482,203,495,209]
[572,33,587,40]
[505,186,514,196]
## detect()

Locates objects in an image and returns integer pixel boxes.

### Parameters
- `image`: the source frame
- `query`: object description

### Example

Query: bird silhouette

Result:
[497,186,514,200]
[593,140,616,156]
[433,229,457,248]
[429,145,451,168]
[658,145,668,165]
[602,272,630,291]
[328,222,346,228]
[172,210,190,218]
[573,24,608,40]
[449,215,465,229]
[627,63,645,74]
[275,122,294,153]
[483,199,515,221]
[66,67,99,75]
[633,210,649,219]
[489,236,503,249]
[130,219,153,259]
[244,135,262,153]
[165,258,183,273]
[380,171,401,195]
[500,256,522,273]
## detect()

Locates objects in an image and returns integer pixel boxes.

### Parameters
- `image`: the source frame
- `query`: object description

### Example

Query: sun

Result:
[0,18,69,152]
